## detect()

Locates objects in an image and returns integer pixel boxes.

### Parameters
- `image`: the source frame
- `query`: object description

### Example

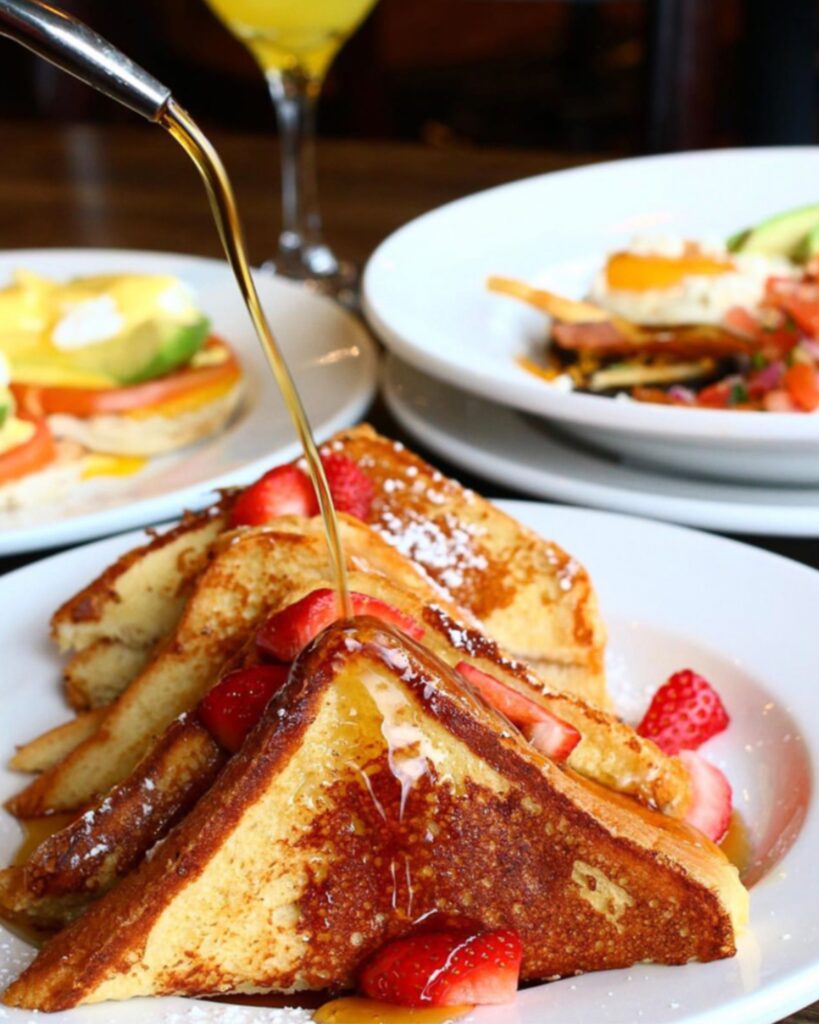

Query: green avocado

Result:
[728,203,819,261]
[70,316,211,385]
[798,223,819,262]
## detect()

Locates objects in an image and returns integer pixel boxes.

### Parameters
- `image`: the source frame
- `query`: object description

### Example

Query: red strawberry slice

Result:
[360,929,522,1007]
[321,452,374,520]
[229,465,319,527]
[523,717,582,761]
[679,751,732,843]
[455,662,580,760]
[198,664,290,752]
[256,588,424,662]
[637,669,729,755]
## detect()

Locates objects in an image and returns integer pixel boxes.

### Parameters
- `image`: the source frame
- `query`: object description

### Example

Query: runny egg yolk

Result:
[605,252,734,292]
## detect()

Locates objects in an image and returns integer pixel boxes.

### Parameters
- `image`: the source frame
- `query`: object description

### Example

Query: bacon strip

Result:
[552,322,754,359]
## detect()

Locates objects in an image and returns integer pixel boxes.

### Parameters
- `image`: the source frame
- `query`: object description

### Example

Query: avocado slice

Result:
[728,203,819,260]
[798,223,819,263]
[70,316,211,386]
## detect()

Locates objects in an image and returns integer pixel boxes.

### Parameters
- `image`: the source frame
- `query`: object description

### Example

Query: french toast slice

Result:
[9,709,107,774]
[0,716,224,931]
[52,504,228,710]
[49,425,607,710]
[331,425,607,704]
[4,619,747,1011]
[7,519,687,820]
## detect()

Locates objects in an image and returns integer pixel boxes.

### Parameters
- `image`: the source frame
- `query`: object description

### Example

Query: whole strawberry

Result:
[637,669,729,755]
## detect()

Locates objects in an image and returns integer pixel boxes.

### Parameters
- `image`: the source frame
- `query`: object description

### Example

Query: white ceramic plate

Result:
[0,249,378,556]
[363,147,819,485]
[383,354,819,536]
[1,506,818,1024]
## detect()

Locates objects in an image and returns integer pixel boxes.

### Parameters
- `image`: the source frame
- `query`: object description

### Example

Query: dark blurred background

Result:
[0,0,817,154]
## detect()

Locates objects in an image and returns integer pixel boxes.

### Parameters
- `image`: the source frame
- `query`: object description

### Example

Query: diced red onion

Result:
[750,361,785,391]
[667,385,695,403]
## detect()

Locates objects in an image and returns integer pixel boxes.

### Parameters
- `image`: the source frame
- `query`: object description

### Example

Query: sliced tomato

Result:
[11,337,240,419]
[0,416,57,485]
[784,362,819,411]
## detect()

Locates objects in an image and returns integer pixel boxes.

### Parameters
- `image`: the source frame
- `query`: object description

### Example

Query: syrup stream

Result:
[161,100,351,615]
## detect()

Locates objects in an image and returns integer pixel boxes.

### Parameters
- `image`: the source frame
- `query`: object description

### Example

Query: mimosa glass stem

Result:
[268,68,338,281]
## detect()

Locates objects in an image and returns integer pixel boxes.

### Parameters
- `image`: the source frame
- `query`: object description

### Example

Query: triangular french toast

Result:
[4,618,747,1012]
[50,424,606,713]
[6,518,686,821]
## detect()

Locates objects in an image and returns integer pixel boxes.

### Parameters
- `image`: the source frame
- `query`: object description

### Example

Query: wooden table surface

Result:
[0,120,817,1022]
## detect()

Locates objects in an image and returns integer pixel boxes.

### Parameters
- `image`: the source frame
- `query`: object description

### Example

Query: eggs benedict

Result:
[0,352,85,511]
[1,271,243,456]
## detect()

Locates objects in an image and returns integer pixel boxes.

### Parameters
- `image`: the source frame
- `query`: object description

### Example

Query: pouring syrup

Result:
[162,100,351,615]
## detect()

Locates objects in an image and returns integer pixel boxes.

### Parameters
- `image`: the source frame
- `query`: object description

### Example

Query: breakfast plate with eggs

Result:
[363,147,819,484]
[0,249,377,555]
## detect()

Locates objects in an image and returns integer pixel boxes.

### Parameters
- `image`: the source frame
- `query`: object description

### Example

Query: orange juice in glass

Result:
[204,0,378,297]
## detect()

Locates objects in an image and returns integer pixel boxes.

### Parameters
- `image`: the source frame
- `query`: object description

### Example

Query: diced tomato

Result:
[724,306,763,340]
[696,381,732,409]
[763,388,797,412]
[0,416,57,485]
[784,362,819,411]
[11,337,240,418]
[766,277,819,338]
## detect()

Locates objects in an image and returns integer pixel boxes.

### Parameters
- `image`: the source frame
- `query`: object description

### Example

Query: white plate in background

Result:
[0,504,818,1023]
[382,354,819,536]
[0,249,378,556]
[363,148,819,485]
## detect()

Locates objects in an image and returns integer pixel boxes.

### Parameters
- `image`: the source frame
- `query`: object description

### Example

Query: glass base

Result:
[263,241,359,309]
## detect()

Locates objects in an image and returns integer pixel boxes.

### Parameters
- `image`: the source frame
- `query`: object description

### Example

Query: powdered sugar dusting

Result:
[376,510,488,594]
[147,1000,313,1023]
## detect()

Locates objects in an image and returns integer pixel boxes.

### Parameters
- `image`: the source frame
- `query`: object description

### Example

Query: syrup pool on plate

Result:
[314,997,473,1024]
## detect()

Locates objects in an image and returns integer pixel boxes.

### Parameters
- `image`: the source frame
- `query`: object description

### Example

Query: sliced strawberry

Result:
[256,588,424,661]
[637,669,729,755]
[455,663,580,759]
[523,717,581,761]
[360,929,522,1007]
[198,664,290,752]
[679,750,732,843]
[229,465,319,527]
[321,452,374,520]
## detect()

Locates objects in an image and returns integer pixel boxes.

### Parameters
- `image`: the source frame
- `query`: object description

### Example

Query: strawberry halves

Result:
[256,588,425,662]
[455,662,580,761]
[321,452,375,520]
[229,465,319,527]
[229,454,374,528]
[198,664,290,752]
[637,669,729,755]
[679,750,732,843]
[359,928,522,1007]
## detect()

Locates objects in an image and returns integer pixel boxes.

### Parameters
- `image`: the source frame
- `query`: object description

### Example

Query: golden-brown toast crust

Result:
[328,426,607,704]
[51,502,229,652]
[4,620,743,1011]
[0,716,224,931]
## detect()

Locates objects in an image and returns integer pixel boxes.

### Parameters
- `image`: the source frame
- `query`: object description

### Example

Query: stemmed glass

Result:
[203,0,378,300]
